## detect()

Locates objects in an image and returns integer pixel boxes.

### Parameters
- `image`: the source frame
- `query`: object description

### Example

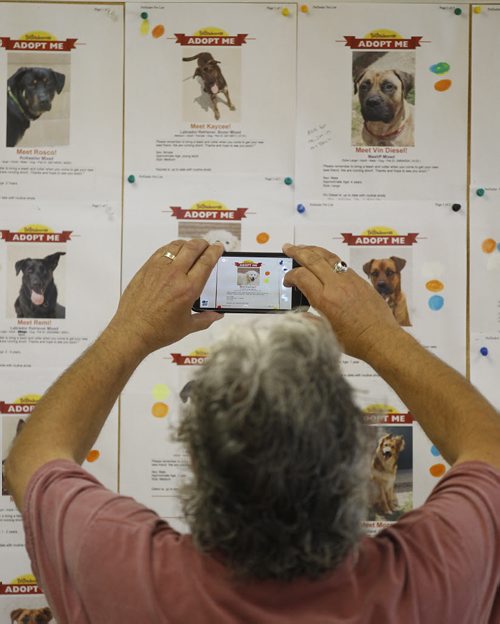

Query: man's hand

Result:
[282,243,402,360]
[108,239,224,357]
[283,243,500,469]
[4,239,225,510]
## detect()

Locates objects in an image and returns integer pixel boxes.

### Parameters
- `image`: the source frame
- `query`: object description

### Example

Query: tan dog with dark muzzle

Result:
[354,69,414,146]
[363,257,411,326]
[10,607,53,623]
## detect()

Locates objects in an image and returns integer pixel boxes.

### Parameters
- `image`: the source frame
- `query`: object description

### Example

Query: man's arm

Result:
[4,239,224,512]
[283,243,500,469]
[364,327,500,468]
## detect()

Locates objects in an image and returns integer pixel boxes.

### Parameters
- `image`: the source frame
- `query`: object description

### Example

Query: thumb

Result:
[284,267,323,304]
[190,311,224,333]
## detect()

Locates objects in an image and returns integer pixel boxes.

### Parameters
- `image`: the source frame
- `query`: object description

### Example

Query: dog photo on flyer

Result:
[6,52,70,148]
[367,424,413,524]
[352,49,415,147]
[182,42,240,123]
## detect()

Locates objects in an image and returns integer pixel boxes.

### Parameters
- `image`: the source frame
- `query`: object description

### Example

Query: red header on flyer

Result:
[363,413,414,425]
[0,584,43,595]
[1,37,77,51]
[171,207,247,221]
[0,402,36,414]
[341,233,418,246]
[175,34,247,46]
[342,36,422,49]
[171,353,207,365]
[1,230,72,243]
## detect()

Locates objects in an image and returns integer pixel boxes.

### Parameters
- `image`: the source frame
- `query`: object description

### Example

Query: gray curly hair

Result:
[177,313,372,581]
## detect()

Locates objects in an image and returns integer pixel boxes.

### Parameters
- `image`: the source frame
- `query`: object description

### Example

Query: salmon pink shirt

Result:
[23,460,500,624]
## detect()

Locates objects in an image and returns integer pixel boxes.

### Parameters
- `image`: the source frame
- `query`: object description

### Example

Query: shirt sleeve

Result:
[22,459,180,624]
[377,461,500,623]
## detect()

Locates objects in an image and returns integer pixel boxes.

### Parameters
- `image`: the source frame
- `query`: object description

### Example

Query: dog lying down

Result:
[15,252,66,319]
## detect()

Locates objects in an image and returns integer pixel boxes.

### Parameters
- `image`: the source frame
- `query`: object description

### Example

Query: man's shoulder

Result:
[368,460,500,548]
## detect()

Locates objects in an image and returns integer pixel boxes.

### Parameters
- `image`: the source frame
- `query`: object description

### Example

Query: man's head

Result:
[178,313,372,580]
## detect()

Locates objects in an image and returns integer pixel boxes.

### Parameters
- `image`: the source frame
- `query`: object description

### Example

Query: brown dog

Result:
[354,68,414,146]
[10,607,53,623]
[370,433,405,515]
[363,257,411,326]
[183,52,235,120]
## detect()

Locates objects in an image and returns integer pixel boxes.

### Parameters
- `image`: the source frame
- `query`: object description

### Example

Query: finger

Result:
[283,266,324,305]
[299,245,343,267]
[187,241,224,288]
[283,243,343,267]
[282,243,342,283]
[189,311,224,333]
[167,238,210,273]
[152,240,185,262]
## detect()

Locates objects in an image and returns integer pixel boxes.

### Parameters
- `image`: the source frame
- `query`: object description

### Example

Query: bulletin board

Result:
[0,1,499,616]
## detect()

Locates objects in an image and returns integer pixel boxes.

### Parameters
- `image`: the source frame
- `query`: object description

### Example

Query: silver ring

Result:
[163,251,176,261]
[333,260,348,273]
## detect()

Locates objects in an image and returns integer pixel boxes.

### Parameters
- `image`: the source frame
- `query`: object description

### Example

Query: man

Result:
[5,239,500,623]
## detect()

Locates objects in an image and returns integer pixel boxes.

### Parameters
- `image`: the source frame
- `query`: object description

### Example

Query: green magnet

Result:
[430,62,450,75]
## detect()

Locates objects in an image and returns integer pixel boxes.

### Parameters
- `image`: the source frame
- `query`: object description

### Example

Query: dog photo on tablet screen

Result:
[237,267,260,287]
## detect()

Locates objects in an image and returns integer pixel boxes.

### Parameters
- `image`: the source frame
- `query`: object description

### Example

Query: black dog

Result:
[7,66,65,147]
[2,418,25,496]
[183,52,235,120]
[15,252,66,318]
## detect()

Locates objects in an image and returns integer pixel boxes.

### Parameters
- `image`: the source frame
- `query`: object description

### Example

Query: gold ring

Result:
[163,251,176,261]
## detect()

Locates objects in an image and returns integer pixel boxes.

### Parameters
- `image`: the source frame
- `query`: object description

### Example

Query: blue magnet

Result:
[430,445,441,457]
[428,295,444,311]
[296,203,306,213]
[480,347,489,356]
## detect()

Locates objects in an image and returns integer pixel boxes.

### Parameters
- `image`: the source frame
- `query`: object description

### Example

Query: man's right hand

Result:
[284,243,500,470]
[282,243,402,360]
